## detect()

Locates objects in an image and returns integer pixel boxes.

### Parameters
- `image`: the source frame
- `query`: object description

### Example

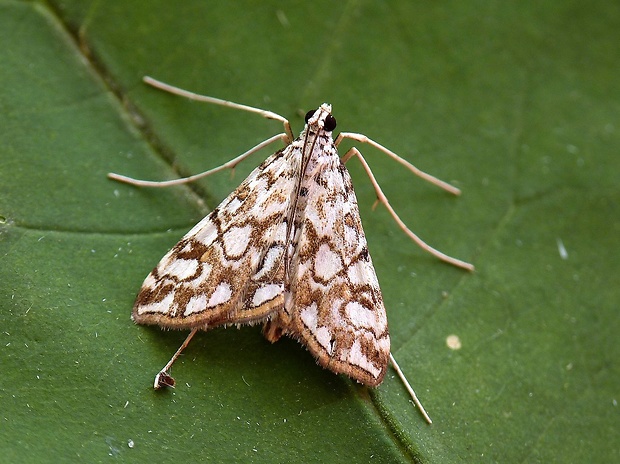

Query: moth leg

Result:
[340,146,474,271]
[153,328,199,389]
[389,353,432,424]
[143,76,295,143]
[108,133,288,187]
[336,132,461,196]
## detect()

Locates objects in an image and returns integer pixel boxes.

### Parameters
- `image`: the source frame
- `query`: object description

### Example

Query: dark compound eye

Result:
[305,109,317,123]
[324,114,337,131]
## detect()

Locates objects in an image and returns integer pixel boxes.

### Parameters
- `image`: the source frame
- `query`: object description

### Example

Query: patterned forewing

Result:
[132,147,300,330]
[285,145,390,387]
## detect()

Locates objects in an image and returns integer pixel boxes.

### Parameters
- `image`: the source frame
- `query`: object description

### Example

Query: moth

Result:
[110,77,474,424]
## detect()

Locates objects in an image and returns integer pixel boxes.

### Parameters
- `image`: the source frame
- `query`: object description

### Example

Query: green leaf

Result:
[1,1,618,462]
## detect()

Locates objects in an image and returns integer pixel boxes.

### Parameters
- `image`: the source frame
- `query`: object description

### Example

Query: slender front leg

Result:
[342,147,474,271]
[108,133,288,187]
[336,132,462,196]
[143,76,295,143]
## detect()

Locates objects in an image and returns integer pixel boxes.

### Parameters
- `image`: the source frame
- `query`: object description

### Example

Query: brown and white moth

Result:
[110,77,473,424]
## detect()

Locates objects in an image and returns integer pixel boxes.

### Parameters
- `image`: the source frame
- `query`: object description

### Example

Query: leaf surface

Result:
[1,1,618,462]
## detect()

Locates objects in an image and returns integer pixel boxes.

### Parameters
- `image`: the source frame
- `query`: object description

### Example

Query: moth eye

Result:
[324,114,337,132]
[305,109,317,123]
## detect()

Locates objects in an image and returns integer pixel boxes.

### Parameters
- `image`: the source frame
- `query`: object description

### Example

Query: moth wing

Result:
[285,154,390,387]
[132,147,300,330]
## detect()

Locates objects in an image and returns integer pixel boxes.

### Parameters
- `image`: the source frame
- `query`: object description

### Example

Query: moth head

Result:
[304,103,337,132]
